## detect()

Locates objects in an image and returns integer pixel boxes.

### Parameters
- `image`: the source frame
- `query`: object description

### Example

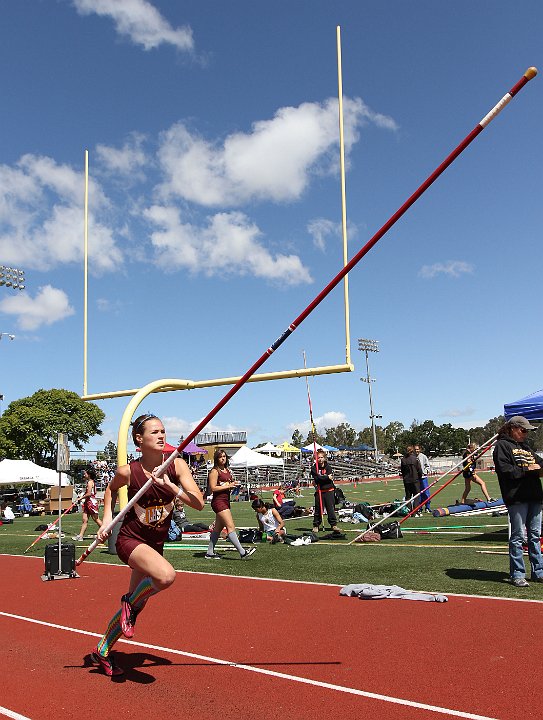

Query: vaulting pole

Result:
[76,65,537,566]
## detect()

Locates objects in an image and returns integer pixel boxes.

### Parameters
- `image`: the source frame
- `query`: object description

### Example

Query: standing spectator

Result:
[205,450,256,560]
[311,449,341,535]
[493,416,543,587]
[461,443,492,504]
[414,445,432,512]
[400,446,423,515]
[72,466,103,541]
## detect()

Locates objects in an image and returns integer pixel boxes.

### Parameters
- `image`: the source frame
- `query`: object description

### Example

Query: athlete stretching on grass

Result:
[91,414,204,677]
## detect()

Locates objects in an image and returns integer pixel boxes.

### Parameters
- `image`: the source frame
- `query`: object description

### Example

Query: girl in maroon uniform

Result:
[91,414,204,676]
[205,449,256,560]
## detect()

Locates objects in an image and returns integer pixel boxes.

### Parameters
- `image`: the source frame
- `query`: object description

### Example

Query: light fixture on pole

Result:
[0,333,16,341]
[0,266,25,291]
[358,338,380,463]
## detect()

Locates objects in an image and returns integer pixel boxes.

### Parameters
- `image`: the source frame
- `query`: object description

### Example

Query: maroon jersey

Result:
[116,460,178,560]
[210,467,232,513]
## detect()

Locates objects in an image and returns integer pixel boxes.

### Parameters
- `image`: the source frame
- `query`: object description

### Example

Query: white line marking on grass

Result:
[0,706,33,720]
[0,611,498,720]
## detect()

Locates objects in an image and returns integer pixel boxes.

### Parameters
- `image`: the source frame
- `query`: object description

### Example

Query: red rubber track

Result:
[0,555,540,720]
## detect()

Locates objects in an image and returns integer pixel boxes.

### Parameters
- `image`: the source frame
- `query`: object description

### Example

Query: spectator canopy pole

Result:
[76,65,538,566]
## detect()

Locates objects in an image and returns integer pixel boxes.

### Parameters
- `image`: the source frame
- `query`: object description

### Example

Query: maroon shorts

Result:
[211,493,231,513]
[116,532,164,565]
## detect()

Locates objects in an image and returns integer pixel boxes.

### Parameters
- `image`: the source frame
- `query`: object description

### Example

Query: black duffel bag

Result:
[376,521,403,539]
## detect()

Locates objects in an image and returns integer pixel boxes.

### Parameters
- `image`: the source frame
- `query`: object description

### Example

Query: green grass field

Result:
[3,472,541,600]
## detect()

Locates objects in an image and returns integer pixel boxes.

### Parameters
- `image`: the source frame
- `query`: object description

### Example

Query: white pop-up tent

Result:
[230,446,283,468]
[253,442,281,455]
[300,443,326,454]
[0,459,71,486]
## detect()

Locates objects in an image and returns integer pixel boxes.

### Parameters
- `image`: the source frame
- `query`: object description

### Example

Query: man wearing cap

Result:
[493,416,543,587]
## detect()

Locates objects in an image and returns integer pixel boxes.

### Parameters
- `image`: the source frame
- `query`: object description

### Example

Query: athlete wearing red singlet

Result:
[205,449,256,560]
[91,415,204,677]
[116,460,179,564]
[210,466,232,513]
[72,466,102,542]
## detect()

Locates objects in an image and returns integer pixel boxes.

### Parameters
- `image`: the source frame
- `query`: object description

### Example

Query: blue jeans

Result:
[508,502,543,579]
[420,476,430,510]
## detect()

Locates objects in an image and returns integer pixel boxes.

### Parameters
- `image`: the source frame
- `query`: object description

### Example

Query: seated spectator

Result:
[1,502,15,523]
[272,486,296,519]
[252,499,285,543]
[18,496,33,514]
[172,497,188,530]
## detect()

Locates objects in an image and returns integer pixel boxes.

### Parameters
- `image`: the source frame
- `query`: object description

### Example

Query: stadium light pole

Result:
[358,338,380,463]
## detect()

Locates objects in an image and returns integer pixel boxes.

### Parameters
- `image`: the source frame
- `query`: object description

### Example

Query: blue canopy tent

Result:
[504,388,543,422]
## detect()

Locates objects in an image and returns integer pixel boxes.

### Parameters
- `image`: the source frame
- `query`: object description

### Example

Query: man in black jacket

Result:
[400,446,423,515]
[493,416,543,587]
[311,450,341,535]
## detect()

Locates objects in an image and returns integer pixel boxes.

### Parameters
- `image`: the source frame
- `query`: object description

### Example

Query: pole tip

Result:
[524,67,538,80]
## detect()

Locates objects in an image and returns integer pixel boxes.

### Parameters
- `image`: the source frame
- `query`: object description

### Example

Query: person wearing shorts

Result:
[461,443,492,504]
[205,449,256,560]
[91,414,204,677]
[72,466,102,541]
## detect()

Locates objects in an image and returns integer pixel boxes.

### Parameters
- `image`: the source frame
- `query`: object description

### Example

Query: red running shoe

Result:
[91,648,124,677]
[120,593,139,638]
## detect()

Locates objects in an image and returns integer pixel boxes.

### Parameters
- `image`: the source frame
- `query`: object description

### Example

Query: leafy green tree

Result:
[305,428,325,446]
[382,421,405,455]
[291,429,304,448]
[0,389,105,468]
[96,440,117,463]
[324,422,357,448]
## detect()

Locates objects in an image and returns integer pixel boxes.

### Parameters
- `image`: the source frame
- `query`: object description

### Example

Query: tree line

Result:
[1,389,542,468]
[292,416,543,457]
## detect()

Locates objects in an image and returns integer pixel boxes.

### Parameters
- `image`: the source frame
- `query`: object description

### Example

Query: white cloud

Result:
[72,0,194,52]
[307,218,341,252]
[287,410,348,436]
[95,132,149,179]
[156,97,397,207]
[419,260,474,279]
[0,154,123,273]
[144,205,312,285]
[0,285,74,330]
[438,406,476,418]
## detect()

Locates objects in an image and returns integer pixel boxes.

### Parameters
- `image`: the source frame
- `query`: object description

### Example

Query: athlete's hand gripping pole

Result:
[77,68,536,565]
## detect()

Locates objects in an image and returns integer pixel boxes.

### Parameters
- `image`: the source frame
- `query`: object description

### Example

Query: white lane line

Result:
[0,706,32,720]
[0,611,498,720]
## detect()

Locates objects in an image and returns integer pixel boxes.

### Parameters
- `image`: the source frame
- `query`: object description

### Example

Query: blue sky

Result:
[0,0,541,454]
